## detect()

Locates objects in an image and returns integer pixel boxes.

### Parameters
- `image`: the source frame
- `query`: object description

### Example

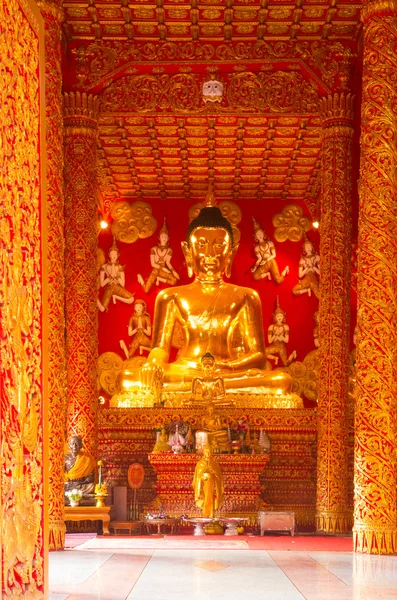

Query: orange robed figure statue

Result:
[64,435,96,496]
[193,444,224,518]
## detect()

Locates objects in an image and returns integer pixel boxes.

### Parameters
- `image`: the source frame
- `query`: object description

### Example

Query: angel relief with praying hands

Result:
[97,239,135,312]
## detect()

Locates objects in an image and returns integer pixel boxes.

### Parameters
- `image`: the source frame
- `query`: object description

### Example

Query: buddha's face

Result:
[202,356,215,373]
[189,227,231,281]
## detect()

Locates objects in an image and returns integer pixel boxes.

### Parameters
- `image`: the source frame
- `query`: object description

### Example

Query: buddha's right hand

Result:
[140,362,164,389]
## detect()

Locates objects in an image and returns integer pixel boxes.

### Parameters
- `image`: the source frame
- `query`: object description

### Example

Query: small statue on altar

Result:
[97,239,135,312]
[137,218,180,294]
[168,423,186,453]
[292,236,320,299]
[120,299,152,359]
[266,298,297,367]
[200,405,230,453]
[251,217,289,284]
[152,428,171,453]
[193,444,224,518]
[64,435,96,497]
[188,352,233,407]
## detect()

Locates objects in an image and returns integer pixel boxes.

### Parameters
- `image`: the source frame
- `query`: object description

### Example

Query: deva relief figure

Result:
[266,298,297,367]
[64,435,96,497]
[137,218,180,294]
[251,216,289,284]
[119,188,292,396]
[97,239,135,312]
[292,236,320,299]
[120,299,152,359]
[193,444,224,518]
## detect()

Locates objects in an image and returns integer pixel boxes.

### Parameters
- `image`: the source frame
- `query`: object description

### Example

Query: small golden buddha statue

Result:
[193,444,224,518]
[119,188,292,397]
[200,405,230,453]
[187,352,234,407]
[152,428,171,453]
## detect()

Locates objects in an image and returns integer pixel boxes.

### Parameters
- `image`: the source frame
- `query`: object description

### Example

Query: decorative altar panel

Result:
[149,453,269,524]
[98,407,317,528]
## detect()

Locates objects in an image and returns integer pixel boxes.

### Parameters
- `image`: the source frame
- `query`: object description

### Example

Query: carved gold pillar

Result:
[316,93,354,533]
[64,93,99,461]
[354,0,397,554]
[36,0,67,552]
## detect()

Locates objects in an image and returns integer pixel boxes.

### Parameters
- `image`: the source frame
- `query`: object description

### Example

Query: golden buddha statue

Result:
[152,428,171,453]
[187,352,234,407]
[199,405,230,453]
[119,189,292,398]
[193,444,224,518]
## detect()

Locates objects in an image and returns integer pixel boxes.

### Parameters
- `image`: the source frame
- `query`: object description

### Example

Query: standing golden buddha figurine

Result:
[120,187,292,398]
[193,444,224,518]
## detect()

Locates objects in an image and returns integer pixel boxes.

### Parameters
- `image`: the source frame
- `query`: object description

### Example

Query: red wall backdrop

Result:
[98,197,357,408]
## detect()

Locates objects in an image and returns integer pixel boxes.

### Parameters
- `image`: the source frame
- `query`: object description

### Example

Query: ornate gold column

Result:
[316,93,354,533]
[354,0,397,554]
[36,0,67,552]
[64,93,99,461]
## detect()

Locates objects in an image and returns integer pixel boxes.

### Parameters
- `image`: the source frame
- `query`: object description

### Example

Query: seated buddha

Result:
[119,189,291,396]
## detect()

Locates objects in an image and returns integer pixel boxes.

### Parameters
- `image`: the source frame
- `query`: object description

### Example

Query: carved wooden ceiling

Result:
[62,0,363,212]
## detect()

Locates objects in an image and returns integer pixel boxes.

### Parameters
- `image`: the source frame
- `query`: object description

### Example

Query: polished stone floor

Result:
[49,541,397,600]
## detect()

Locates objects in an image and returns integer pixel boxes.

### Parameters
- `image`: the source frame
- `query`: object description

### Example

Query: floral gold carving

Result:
[64,92,99,461]
[110,201,157,243]
[272,205,312,243]
[38,0,67,551]
[100,71,319,115]
[317,93,354,534]
[0,0,46,594]
[354,0,397,555]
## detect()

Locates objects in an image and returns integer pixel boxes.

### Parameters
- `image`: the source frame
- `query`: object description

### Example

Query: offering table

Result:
[149,453,269,525]
[64,505,113,535]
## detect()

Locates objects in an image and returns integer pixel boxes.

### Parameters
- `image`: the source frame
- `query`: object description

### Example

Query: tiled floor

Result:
[49,542,397,600]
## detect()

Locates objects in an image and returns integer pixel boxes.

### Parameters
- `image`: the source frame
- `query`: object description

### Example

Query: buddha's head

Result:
[201,351,215,374]
[182,190,238,281]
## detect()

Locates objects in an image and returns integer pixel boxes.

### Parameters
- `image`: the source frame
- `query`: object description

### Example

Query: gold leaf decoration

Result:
[272,204,311,242]
[111,200,157,243]
[98,352,124,396]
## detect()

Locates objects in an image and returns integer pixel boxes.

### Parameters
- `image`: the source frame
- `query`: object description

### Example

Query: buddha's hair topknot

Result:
[186,206,234,247]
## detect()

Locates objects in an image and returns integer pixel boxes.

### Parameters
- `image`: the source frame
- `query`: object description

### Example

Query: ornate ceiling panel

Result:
[63,1,361,42]
[97,112,322,211]
[62,0,362,211]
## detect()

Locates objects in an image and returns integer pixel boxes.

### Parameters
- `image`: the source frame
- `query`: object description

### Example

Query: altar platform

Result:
[98,407,317,529]
[149,453,269,525]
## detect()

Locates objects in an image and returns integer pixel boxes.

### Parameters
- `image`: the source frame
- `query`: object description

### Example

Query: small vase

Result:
[70,499,80,507]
